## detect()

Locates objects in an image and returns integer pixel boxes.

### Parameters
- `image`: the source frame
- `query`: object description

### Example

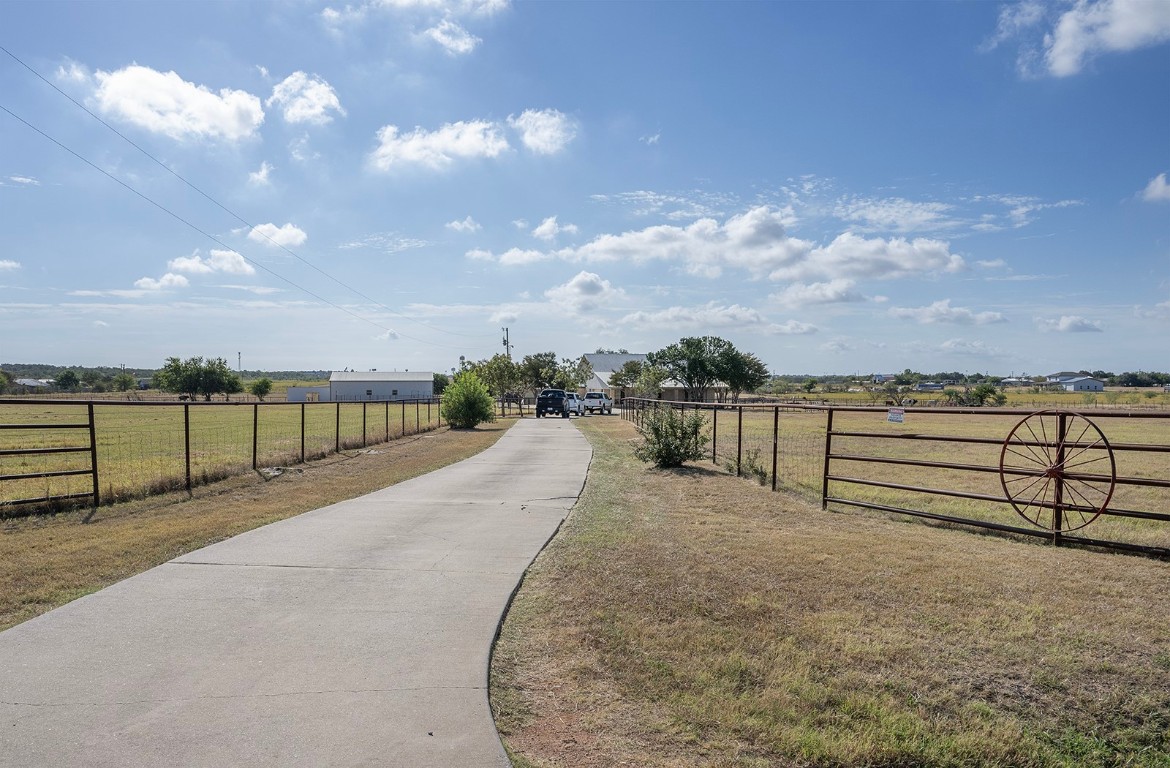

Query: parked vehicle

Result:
[565,392,585,417]
[536,389,570,418]
[582,391,613,414]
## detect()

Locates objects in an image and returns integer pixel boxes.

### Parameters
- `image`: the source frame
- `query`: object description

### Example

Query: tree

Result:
[803,377,818,393]
[56,370,80,391]
[468,354,521,397]
[519,352,559,393]
[634,363,668,398]
[0,370,10,395]
[433,373,450,396]
[549,356,593,391]
[720,349,770,403]
[608,359,643,398]
[112,372,137,392]
[440,371,496,428]
[154,356,243,400]
[249,377,273,401]
[647,336,734,402]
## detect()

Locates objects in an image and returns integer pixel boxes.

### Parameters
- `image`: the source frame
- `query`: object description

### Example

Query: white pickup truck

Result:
[582,391,613,414]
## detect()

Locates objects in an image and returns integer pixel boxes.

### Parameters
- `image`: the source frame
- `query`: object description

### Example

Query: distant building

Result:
[1046,371,1086,383]
[14,378,52,388]
[581,352,729,402]
[1061,377,1104,392]
[287,371,434,402]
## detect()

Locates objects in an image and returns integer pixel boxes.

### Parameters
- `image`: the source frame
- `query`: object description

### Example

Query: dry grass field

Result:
[492,416,1170,767]
[0,399,441,511]
[0,419,510,631]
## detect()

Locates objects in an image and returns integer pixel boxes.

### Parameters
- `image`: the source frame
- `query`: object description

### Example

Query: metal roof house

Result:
[287,371,434,402]
[1060,376,1104,392]
[581,352,729,402]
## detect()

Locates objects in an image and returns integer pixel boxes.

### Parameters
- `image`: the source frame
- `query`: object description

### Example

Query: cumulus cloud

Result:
[370,120,509,171]
[766,320,819,335]
[1036,315,1104,332]
[134,273,189,290]
[543,271,625,313]
[771,279,864,308]
[93,65,264,141]
[374,329,400,341]
[267,72,345,124]
[507,109,576,155]
[773,231,964,283]
[497,248,550,266]
[889,299,1006,325]
[446,216,482,232]
[0,260,20,271]
[168,249,255,275]
[425,19,481,54]
[621,302,809,334]
[1141,173,1170,202]
[248,161,274,186]
[465,248,495,261]
[532,215,579,241]
[940,338,1004,356]
[248,222,308,248]
[985,0,1170,77]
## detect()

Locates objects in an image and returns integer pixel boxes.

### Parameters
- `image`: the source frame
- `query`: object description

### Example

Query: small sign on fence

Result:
[887,407,905,424]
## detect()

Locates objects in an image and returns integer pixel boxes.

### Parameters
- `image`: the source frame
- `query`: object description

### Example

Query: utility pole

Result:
[238,352,241,372]
[502,327,513,360]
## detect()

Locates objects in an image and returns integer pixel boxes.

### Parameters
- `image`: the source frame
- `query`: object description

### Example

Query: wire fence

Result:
[0,398,443,516]
[624,399,1170,558]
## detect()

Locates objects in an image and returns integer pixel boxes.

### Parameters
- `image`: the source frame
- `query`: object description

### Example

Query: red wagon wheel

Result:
[999,410,1116,533]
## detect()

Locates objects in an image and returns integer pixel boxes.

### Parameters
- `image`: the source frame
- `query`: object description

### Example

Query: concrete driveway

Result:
[0,417,591,767]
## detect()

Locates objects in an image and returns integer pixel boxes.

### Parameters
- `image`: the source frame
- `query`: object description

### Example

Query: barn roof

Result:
[329,371,433,383]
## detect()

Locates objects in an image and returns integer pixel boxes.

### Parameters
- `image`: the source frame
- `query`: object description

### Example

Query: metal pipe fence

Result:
[623,398,1170,558]
[0,397,443,517]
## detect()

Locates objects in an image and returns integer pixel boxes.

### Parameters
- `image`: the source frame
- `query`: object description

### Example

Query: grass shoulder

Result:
[492,416,1170,767]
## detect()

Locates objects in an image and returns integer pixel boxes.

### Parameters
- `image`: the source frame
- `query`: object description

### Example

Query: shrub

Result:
[249,377,273,400]
[634,405,710,468]
[440,372,496,429]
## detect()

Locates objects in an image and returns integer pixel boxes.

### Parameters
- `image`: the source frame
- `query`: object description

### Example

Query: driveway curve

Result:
[0,417,591,767]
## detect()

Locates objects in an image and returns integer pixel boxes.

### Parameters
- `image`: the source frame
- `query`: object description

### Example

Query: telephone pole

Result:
[502,327,513,359]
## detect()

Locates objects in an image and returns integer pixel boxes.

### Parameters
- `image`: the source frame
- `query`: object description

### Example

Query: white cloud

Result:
[939,338,1005,356]
[92,320,109,328]
[267,72,346,125]
[465,248,495,261]
[55,60,92,84]
[248,161,274,186]
[370,120,509,171]
[835,196,958,233]
[338,233,430,253]
[889,299,1006,325]
[169,249,255,275]
[543,271,625,313]
[771,231,964,283]
[498,248,550,266]
[249,222,308,248]
[7,176,40,186]
[820,340,855,353]
[446,216,482,232]
[766,320,819,335]
[985,0,1170,77]
[374,329,400,341]
[1141,173,1170,202]
[1035,315,1104,332]
[975,259,1007,269]
[134,273,189,291]
[621,302,794,333]
[0,260,20,271]
[590,189,737,221]
[507,109,577,155]
[1045,0,1170,77]
[531,215,579,242]
[771,279,863,308]
[93,65,264,141]
[425,19,481,54]
[640,133,661,145]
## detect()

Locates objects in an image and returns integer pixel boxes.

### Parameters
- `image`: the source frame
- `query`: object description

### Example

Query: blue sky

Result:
[1,0,1167,376]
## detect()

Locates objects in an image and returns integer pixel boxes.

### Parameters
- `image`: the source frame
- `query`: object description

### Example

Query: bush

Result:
[634,405,710,468]
[440,372,496,429]
[249,377,273,400]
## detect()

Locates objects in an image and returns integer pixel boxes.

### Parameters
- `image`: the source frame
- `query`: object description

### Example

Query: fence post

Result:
[335,402,340,453]
[736,406,743,477]
[401,400,406,437]
[300,403,305,464]
[184,403,192,493]
[385,401,389,442]
[252,403,259,470]
[437,397,442,427]
[416,401,420,434]
[427,399,431,428]
[712,406,718,464]
[771,406,779,492]
[87,402,100,508]
[821,409,834,509]
[362,402,368,448]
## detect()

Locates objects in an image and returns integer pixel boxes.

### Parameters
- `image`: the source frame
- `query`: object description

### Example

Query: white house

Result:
[1046,371,1086,383]
[287,371,434,402]
[1061,377,1104,392]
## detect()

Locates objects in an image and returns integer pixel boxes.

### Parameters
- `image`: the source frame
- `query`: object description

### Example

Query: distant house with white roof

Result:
[1059,376,1104,392]
[581,352,729,402]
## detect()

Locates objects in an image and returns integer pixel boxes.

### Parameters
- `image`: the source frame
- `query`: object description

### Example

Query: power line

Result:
[0,44,496,341]
[0,101,485,352]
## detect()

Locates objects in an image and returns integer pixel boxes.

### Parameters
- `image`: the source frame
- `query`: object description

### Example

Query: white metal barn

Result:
[1062,377,1104,392]
[328,371,434,401]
